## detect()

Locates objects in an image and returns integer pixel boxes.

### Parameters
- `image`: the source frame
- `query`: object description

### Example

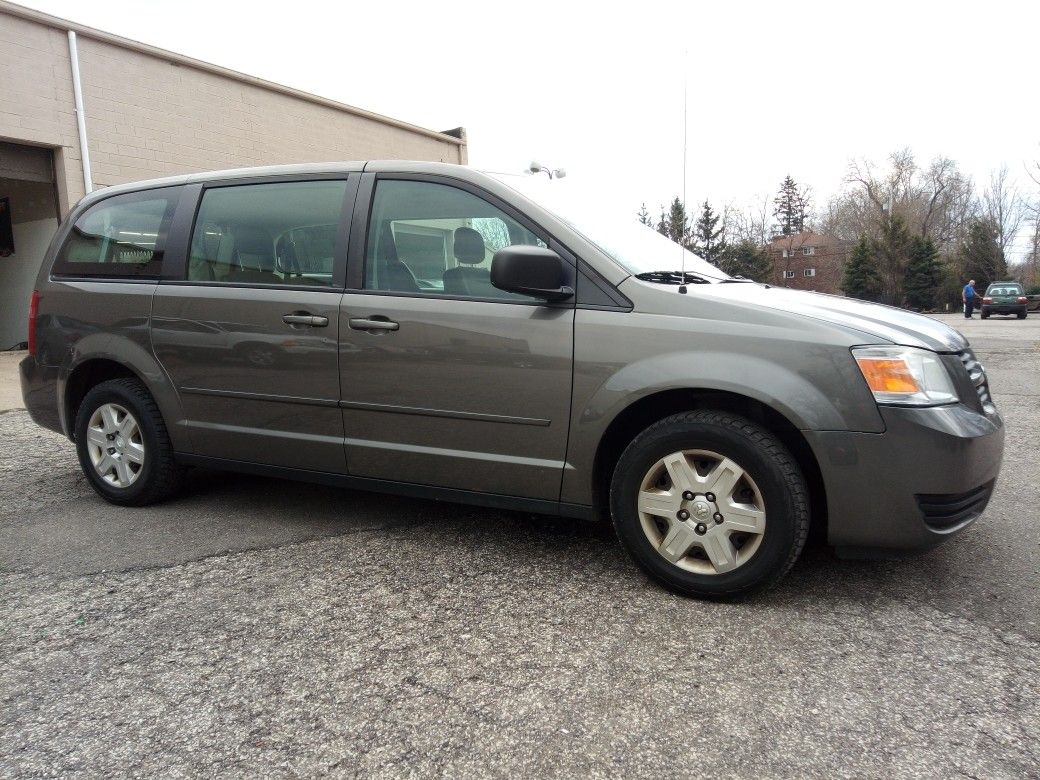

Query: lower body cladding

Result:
[805,403,1004,556]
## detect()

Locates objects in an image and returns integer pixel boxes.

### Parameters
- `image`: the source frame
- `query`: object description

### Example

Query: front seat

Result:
[373,223,419,292]
[443,227,495,297]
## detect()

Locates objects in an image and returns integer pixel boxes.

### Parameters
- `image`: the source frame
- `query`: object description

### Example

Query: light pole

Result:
[525,161,566,180]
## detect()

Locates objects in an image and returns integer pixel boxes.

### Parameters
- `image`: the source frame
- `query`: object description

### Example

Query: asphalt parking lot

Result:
[1,312,1038,778]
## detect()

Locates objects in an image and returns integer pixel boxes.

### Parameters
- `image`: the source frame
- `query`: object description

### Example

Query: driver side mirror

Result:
[490,246,574,302]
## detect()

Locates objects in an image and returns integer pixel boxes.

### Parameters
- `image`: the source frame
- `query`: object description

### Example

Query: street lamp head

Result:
[525,160,566,179]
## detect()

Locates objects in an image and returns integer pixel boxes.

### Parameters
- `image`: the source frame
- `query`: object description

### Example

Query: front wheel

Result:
[610,410,809,599]
[75,378,184,506]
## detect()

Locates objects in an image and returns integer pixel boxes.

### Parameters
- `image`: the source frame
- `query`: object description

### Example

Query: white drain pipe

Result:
[67,30,93,195]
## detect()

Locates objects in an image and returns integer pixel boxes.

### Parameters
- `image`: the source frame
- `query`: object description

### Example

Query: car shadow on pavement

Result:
[10,461,1011,637]
[178,468,972,612]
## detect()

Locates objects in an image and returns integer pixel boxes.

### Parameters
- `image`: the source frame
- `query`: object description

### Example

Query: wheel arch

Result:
[590,388,828,544]
[65,358,139,436]
[60,342,190,453]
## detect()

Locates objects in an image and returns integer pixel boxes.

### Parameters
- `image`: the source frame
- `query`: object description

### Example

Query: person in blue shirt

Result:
[963,279,978,318]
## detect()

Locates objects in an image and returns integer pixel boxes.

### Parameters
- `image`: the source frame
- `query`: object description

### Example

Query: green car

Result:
[981,282,1028,319]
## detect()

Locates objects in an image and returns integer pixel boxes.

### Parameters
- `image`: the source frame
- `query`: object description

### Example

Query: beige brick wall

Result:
[76,36,464,191]
[0,3,466,212]
[0,12,83,211]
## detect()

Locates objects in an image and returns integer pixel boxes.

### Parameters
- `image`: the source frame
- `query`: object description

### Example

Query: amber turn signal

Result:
[854,357,920,394]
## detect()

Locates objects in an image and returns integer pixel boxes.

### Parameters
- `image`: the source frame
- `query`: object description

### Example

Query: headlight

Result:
[852,346,958,406]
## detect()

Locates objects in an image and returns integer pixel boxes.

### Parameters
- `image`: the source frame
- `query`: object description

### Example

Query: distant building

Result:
[766,232,850,295]
[0,0,467,349]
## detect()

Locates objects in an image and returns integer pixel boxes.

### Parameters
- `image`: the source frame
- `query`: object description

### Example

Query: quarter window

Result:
[364,179,547,300]
[53,188,179,277]
[187,180,347,287]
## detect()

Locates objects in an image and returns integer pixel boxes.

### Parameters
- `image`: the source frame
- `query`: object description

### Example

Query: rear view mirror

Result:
[490,246,573,302]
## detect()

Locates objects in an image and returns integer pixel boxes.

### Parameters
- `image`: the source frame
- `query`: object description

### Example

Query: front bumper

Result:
[805,403,1004,554]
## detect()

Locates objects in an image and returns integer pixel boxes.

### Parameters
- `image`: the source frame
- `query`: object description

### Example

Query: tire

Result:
[610,410,809,599]
[981,311,989,319]
[1018,312,1027,319]
[74,377,184,506]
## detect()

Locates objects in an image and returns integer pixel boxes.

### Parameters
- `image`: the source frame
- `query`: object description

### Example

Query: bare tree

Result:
[1016,196,1040,288]
[982,165,1023,260]
[918,157,975,245]
[834,150,975,254]
[726,194,771,246]
[1027,147,1040,188]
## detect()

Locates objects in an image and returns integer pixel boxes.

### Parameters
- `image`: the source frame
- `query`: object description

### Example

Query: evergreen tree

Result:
[692,200,727,265]
[903,236,942,311]
[659,197,692,247]
[958,218,1007,290]
[637,203,653,227]
[842,236,883,301]
[773,175,809,235]
[719,240,772,282]
[874,214,912,304]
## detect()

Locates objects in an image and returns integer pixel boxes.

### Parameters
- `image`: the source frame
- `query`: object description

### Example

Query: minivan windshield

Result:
[488,173,731,283]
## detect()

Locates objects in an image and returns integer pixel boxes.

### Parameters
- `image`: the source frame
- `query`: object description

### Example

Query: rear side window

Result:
[53,188,180,277]
[186,180,347,287]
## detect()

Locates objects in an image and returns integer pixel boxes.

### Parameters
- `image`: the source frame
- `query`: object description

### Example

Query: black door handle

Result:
[349,317,399,332]
[282,314,329,327]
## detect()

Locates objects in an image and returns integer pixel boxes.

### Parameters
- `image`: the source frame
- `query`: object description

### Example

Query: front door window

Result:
[364,179,546,300]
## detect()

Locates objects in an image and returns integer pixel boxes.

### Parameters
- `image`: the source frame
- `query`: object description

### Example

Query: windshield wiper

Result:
[634,271,713,285]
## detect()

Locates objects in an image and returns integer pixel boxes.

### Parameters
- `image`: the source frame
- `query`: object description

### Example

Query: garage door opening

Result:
[0,141,60,350]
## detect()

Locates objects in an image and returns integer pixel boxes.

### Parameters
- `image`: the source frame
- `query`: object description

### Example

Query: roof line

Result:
[0,0,465,147]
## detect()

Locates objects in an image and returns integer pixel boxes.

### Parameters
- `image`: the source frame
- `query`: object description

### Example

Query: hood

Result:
[652,281,968,352]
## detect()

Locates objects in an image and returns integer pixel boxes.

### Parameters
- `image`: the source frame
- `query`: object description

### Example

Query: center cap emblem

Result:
[692,501,711,520]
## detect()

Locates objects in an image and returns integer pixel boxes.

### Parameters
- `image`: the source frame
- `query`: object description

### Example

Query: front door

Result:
[339,176,575,500]
[152,177,353,472]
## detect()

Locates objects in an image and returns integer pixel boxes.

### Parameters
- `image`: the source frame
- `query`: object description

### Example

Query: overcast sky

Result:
[19,0,1040,258]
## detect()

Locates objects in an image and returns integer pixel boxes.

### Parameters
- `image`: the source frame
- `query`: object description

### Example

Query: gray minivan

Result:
[20,162,1004,598]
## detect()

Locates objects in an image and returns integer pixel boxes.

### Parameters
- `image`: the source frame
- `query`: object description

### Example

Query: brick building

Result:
[767,232,850,295]
[0,0,467,349]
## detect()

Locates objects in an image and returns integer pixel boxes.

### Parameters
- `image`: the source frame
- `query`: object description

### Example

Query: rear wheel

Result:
[1018,311,1027,319]
[981,310,990,319]
[75,378,184,506]
[610,410,809,599]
